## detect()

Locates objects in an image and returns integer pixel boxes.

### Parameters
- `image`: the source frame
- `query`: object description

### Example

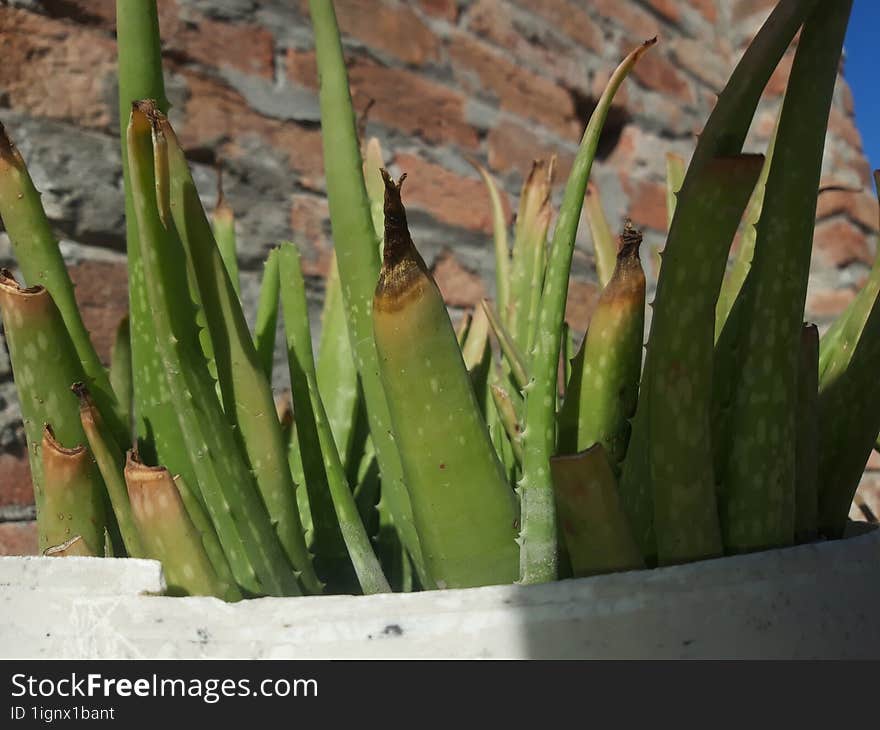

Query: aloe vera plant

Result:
[0,0,875,604]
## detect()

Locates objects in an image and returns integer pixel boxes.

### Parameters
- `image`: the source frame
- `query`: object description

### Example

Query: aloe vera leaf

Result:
[116,0,183,467]
[281,265,354,592]
[108,316,133,432]
[74,383,146,558]
[170,466,242,601]
[794,324,819,543]
[0,127,125,444]
[648,155,762,565]
[714,122,778,339]
[39,425,106,556]
[156,115,319,595]
[720,1,851,553]
[584,181,618,289]
[470,160,511,316]
[212,171,241,299]
[507,158,553,350]
[557,224,645,470]
[280,243,390,595]
[124,453,240,600]
[816,171,880,536]
[562,322,575,386]
[490,384,524,465]
[665,153,685,231]
[373,171,518,589]
[253,247,280,381]
[308,0,428,586]
[363,137,386,242]
[481,299,529,391]
[0,272,94,541]
[619,0,818,563]
[550,445,644,577]
[462,304,490,371]
[44,535,97,557]
[316,250,362,465]
[128,102,300,597]
[519,39,655,585]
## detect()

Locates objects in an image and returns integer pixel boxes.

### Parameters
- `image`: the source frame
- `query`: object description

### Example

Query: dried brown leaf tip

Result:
[0,120,15,163]
[619,219,642,258]
[380,168,412,268]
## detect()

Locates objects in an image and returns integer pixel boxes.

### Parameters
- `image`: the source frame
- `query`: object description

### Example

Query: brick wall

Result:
[0,0,877,552]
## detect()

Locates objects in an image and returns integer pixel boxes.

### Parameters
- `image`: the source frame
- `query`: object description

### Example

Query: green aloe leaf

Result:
[75,383,146,559]
[507,158,554,351]
[0,271,102,552]
[308,0,428,586]
[212,169,241,298]
[157,114,319,594]
[127,101,300,597]
[0,125,126,448]
[280,243,390,595]
[109,316,133,432]
[470,160,511,316]
[619,0,819,564]
[665,153,685,231]
[40,425,107,557]
[125,453,241,600]
[518,38,655,585]
[252,247,281,382]
[316,251,363,469]
[719,0,852,553]
[557,223,645,472]
[373,171,518,589]
[794,324,819,543]
[550,445,644,577]
[584,181,618,288]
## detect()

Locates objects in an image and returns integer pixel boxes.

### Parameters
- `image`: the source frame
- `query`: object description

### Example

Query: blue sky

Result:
[845,0,878,181]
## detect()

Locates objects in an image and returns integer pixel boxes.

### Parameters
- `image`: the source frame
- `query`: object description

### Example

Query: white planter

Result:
[1,526,878,659]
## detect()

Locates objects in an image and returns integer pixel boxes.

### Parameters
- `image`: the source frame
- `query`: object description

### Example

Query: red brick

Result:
[510,0,603,54]
[669,37,729,91]
[828,107,864,152]
[620,175,668,232]
[487,120,573,182]
[431,250,487,308]
[418,0,459,22]
[565,279,600,333]
[645,0,681,24]
[813,218,873,268]
[180,71,324,184]
[765,52,794,98]
[290,194,333,277]
[69,261,128,365]
[732,0,777,24]
[816,187,878,232]
[591,0,662,38]
[0,521,38,556]
[347,60,480,150]
[448,34,579,139]
[806,288,856,320]
[467,0,594,90]
[334,0,440,66]
[0,452,33,509]
[287,49,318,88]
[393,152,510,233]
[626,44,694,104]
[692,0,718,23]
[0,7,114,129]
[164,9,275,80]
